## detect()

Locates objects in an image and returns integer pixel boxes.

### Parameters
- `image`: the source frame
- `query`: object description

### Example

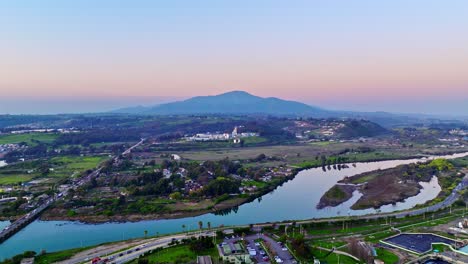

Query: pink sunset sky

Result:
[0,1,467,115]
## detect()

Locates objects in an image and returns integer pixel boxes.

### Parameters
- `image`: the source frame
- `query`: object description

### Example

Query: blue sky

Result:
[0,1,467,115]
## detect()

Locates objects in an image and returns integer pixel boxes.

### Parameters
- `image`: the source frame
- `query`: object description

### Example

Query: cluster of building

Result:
[291,120,346,139]
[0,143,24,154]
[185,126,259,143]
[449,129,468,136]
[9,128,78,134]
[159,167,206,194]
[258,167,293,183]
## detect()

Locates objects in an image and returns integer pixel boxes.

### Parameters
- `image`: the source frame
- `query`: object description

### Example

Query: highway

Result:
[65,231,215,264]
[394,173,468,218]
[56,173,468,264]
[0,139,145,244]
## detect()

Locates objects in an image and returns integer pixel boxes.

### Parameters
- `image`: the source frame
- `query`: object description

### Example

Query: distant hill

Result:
[335,119,389,138]
[115,91,331,116]
[112,90,467,127]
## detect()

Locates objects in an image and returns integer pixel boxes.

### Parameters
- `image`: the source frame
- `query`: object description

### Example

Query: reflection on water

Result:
[0,152,466,259]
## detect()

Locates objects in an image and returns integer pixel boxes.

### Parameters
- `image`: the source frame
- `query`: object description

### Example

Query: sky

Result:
[0,0,467,115]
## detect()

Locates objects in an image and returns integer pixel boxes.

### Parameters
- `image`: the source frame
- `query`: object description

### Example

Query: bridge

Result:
[0,139,144,244]
[0,195,55,243]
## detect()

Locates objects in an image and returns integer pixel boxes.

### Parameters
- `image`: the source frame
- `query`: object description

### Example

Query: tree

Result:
[291,235,312,258]
[144,230,148,238]
[170,192,182,200]
[138,258,149,264]
[118,195,126,205]
[203,177,240,196]
[207,221,211,231]
[198,221,203,236]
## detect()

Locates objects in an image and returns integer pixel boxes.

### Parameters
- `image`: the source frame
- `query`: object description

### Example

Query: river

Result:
[0,152,466,259]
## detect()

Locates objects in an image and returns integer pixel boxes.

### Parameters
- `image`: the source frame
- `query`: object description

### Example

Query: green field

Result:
[242,180,268,188]
[0,133,58,145]
[242,136,268,145]
[0,174,35,185]
[0,155,108,185]
[375,248,399,263]
[129,244,219,264]
[311,248,359,264]
[34,246,93,264]
[51,156,108,170]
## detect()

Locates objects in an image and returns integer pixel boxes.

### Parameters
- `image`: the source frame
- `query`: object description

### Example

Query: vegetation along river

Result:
[0,152,467,259]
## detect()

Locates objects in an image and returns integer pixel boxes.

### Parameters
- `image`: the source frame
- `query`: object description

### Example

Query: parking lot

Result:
[223,233,296,264]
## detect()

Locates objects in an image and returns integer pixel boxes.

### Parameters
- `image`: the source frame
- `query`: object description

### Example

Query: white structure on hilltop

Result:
[232,126,238,138]
[185,126,259,142]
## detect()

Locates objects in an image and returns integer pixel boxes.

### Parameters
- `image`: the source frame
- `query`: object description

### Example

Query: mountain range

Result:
[113,91,466,127]
[114,91,329,116]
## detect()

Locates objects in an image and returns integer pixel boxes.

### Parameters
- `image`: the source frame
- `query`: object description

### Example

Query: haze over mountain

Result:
[115,91,330,116]
[113,91,467,127]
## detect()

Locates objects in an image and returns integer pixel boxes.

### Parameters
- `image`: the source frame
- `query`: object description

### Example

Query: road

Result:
[70,174,468,263]
[288,174,468,226]
[76,231,214,264]
[315,246,360,262]
[394,174,468,218]
[0,139,145,244]
[122,139,145,156]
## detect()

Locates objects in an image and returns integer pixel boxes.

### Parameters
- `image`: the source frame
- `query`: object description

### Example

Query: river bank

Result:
[1,152,466,260]
[317,157,465,210]
[40,173,298,223]
[40,197,250,223]
[38,152,466,223]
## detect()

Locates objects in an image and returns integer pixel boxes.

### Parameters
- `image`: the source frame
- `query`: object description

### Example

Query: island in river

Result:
[318,158,463,210]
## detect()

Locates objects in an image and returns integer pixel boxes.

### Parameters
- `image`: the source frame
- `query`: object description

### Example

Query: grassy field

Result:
[50,156,108,171]
[242,136,268,145]
[0,174,36,185]
[0,133,58,145]
[323,185,347,200]
[147,143,363,163]
[34,246,93,264]
[129,244,219,264]
[451,156,468,167]
[242,180,268,188]
[0,155,108,185]
[311,248,359,264]
[375,248,399,263]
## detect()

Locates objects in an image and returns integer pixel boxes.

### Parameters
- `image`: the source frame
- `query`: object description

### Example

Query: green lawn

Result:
[0,155,108,185]
[323,185,347,200]
[242,180,268,188]
[0,133,58,145]
[129,244,219,264]
[34,246,93,264]
[242,136,268,145]
[431,244,451,253]
[375,248,399,264]
[309,141,337,146]
[0,174,36,185]
[51,156,108,171]
[351,174,376,184]
[311,248,359,264]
